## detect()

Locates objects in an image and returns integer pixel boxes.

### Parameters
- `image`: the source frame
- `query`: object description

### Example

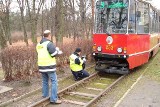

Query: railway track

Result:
[29,72,126,107]
[0,65,94,107]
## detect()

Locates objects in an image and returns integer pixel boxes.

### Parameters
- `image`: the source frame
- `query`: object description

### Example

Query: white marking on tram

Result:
[129,43,160,57]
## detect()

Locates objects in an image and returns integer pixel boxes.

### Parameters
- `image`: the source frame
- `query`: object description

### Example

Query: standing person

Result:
[69,48,90,81]
[36,30,62,104]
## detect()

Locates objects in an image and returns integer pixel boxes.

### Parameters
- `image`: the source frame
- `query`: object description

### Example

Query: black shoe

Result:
[74,77,82,81]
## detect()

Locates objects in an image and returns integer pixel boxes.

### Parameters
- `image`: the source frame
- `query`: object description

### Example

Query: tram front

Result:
[92,0,130,74]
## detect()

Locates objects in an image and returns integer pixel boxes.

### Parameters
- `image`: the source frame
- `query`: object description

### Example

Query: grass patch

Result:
[75,87,100,95]
[58,76,76,90]
[64,94,92,102]
[0,69,4,80]
[145,51,160,82]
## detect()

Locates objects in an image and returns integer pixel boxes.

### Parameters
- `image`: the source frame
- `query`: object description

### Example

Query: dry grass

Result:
[11,36,74,47]
[10,31,87,46]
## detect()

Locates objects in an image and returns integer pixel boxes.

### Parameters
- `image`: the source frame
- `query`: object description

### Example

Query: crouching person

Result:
[69,48,89,81]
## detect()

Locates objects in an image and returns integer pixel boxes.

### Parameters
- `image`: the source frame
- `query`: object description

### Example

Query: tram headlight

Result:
[106,36,113,44]
[117,47,123,53]
[92,44,97,52]
[97,46,102,52]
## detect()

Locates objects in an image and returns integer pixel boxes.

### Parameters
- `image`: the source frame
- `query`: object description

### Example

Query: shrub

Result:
[1,45,38,82]
[1,39,93,81]
[56,39,93,70]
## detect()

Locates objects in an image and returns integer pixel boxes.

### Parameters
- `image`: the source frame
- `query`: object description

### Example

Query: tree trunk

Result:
[6,8,12,45]
[79,0,86,37]
[17,0,29,46]
[91,0,94,34]
[55,0,64,45]
[31,0,37,44]
[26,0,44,44]
[0,21,7,49]
[50,6,55,42]
[41,10,44,37]
[20,10,28,46]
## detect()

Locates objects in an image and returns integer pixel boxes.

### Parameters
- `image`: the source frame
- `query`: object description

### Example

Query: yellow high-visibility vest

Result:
[36,41,56,68]
[69,54,83,72]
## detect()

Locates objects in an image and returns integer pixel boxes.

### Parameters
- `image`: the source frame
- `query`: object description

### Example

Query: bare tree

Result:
[0,0,12,46]
[0,21,7,49]
[76,0,92,38]
[50,0,56,42]
[0,0,8,48]
[68,0,78,40]
[55,0,64,45]
[91,0,94,33]
[17,0,28,46]
[2,0,12,45]
[41,6,44,36]
[26,0,44,44]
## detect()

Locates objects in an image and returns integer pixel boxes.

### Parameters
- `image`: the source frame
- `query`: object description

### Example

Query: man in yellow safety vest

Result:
[36,30,62,104]
[69,48,89,81]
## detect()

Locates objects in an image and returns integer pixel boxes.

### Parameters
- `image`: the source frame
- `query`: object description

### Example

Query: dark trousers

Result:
[71,70,89,81]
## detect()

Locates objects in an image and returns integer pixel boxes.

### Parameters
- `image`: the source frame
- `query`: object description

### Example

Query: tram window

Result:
[136,2,149,34]
[94,0,128,34]
[129,0,136,33]
[136,11,141,17]
[150,9,156,33]
[155,13,158,32]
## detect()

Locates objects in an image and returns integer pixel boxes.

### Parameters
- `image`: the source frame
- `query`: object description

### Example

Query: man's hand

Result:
[82,58,86,62]
[56,47,60,51]
[82,56,86,62]
[56,47,63,54]
[58,50,63,54]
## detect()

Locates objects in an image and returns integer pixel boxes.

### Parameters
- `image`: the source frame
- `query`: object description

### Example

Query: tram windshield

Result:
[95,0,128,33]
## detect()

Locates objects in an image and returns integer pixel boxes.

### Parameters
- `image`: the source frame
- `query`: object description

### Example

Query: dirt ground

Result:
[0,61,93,105]
[0,65,70,104]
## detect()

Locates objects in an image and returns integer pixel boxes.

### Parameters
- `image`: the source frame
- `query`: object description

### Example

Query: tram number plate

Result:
[106,45,114,50]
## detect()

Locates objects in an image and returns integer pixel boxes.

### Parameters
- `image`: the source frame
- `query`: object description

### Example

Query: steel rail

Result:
[28,72,98,107]
[84,75,126,107]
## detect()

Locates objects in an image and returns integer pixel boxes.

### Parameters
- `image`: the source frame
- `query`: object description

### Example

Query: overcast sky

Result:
[146,0,160,9]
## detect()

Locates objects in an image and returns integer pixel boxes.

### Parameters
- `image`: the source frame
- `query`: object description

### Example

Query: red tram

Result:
[92,0,160,74]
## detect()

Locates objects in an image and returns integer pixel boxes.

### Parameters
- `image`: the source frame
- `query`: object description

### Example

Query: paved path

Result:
[117,77,160,107]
